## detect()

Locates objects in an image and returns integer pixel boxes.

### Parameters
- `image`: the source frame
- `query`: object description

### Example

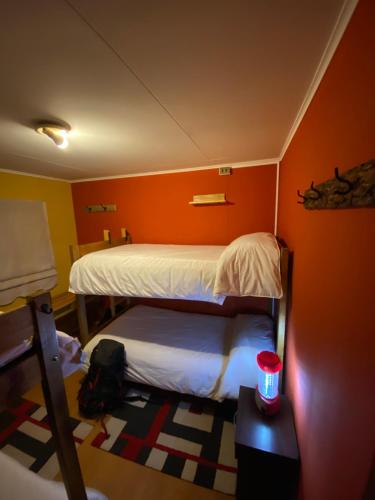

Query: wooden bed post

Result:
[30,293,87,500]
[109,296,116,318]
[70,235,129,343]
[276,246,289,392]
[76,294,90,345]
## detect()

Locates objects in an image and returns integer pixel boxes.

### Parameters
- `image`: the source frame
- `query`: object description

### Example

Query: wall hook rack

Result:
[334,167,354,195]
[309,181,322,200]
[297,159,375,210]
[297,190,307,204]
[84,204,117,213]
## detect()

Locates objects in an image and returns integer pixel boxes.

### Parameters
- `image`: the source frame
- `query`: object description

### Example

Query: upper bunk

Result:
[68,231,290,367]
[70,232,284,302]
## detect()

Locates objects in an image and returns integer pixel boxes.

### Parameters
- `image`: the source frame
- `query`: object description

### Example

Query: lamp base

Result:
[255,387,281,416]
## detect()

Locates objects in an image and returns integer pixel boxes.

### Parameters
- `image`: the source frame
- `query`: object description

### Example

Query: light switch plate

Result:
[219,167,232,176]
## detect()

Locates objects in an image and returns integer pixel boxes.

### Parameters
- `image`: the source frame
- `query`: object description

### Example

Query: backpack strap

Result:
[100,417,110,440]
[123,395,148,402]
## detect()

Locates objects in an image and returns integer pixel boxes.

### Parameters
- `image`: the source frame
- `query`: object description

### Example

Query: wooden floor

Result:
[24,371,233,500]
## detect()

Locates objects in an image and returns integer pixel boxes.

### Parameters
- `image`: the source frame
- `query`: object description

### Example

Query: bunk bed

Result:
[0,293,87,499]
[0,199,105,500]
[69,231,289,398]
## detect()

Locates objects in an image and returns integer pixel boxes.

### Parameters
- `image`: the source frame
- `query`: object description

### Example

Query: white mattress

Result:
[82,305,275,400]
[69,243,226,304]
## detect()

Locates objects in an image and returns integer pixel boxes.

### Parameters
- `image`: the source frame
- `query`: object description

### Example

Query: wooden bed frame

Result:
[70,235,128,344]
[0,293,87,500]
[70,234,290,376]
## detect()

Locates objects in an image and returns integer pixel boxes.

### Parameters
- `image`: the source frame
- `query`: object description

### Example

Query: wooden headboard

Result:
[70,235,128,263]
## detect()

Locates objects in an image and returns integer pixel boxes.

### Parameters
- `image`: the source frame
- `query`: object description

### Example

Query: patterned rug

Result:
[91,385,238,495]
[0,398,93,479]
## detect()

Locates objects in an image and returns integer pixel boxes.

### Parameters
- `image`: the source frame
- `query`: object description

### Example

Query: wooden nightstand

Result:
[235,386,299,500]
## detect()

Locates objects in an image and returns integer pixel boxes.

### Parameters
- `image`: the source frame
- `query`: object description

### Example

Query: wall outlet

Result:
[219,167,232,176]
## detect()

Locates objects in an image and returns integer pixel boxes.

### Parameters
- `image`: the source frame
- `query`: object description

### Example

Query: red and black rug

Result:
[0,398,92,479]
[91,386,238,495]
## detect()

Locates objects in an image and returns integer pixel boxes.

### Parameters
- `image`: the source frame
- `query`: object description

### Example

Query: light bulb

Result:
[36,123,71,149]
[56,130,69,149]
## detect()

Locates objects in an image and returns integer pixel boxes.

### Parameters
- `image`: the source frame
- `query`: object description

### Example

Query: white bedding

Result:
[0,331,82,377]
[214,233,283,298]
[69,233,283,302]
[70,243,226,304]
[0,451,107,500]
[82,305,275,400]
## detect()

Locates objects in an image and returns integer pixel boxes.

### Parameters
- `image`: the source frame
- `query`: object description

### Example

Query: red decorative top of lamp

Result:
[256,351,282,374]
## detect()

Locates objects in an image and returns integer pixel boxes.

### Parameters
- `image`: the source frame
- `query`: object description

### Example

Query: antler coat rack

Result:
[297,159,375,210]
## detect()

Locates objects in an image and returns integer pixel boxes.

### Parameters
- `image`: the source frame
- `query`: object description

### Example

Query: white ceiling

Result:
[0,0,348,181]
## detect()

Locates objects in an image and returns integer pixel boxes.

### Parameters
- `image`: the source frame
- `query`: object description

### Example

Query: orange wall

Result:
[277,1,375,499]
[71,164,276,245]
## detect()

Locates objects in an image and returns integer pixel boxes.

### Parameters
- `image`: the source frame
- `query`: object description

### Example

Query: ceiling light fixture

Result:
[36,123,71,149]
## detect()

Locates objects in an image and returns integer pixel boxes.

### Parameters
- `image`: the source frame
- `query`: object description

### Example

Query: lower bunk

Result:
[82,304,276,401]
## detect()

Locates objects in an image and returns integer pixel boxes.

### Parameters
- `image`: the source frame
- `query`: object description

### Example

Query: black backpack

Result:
[78,339,126,419]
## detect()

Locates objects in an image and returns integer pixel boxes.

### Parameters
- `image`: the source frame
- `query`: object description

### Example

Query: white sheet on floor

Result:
[69,243,226,304]
[82,305,275,400]
[0,450,107,500]
[0,331,82,377]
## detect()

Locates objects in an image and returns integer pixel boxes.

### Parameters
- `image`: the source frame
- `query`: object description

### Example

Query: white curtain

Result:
[0,199,57,305]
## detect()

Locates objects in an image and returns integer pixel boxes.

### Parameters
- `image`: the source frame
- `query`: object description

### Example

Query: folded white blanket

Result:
[214,233,283,298]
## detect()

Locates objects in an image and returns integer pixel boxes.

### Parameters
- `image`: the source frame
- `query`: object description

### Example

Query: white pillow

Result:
[217,314,275,399]
[213,232,282,298]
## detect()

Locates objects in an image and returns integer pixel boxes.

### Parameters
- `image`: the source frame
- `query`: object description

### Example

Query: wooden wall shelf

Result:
[189,193,226,205]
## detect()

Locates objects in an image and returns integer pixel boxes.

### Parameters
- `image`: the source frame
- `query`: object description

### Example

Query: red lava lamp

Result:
[255,351,282,416]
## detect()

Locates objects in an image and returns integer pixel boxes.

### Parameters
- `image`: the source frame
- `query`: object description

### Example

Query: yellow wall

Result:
[0,171,77,309]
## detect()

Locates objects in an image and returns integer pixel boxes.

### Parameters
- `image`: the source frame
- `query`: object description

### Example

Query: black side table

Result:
[235,386,299,499]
